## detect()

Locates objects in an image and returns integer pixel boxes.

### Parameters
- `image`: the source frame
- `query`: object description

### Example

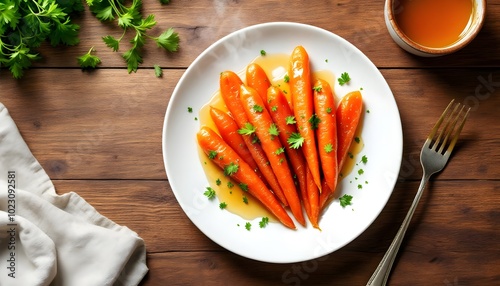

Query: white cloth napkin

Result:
[0,103,148,286]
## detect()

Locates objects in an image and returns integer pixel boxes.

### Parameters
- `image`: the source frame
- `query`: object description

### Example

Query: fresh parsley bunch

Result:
[87,0,180,73]
[0,0,82,78]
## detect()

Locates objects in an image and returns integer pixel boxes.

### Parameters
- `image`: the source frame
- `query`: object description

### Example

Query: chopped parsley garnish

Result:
[208,150,217,159]
[354,137,360,143]
[239,183,249,192]
[284,74,290,83]
[154,64,163,77]
[326,107,332,114]
[361,155,368,164]
[245,222,252,230]
[358,169,364,175]
[242,196,249,204]
[338,72,351,86]
[313,86,322,92]
[288,132,304,149]
[308,114,321,130]
[259,217,269,228]
[187,107,193,113]
[260,49,266,56]
[275,147,285,155]
[285,116,296,125]
[238,123,256,136]
[215,178,221,186]
[227,181,234,188]
[269,123,279,137]
[224,162,239,176]
[271,105,278,112]
[253,104,264,113]
[339,194,353,207]
[219,202,227,209]
[203,187,216,199]
[358,184,363,189]
[324,143,333,153]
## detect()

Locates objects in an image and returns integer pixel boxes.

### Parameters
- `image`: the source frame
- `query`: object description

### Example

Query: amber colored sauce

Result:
[198,54,362,220]
[395,0,474,48]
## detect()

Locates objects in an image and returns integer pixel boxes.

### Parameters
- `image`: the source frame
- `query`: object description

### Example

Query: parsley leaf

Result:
[259,217,269,228]
[224,162,239,176]
[338,72,351,86]
[268,123,279,137]
[238,123,256,136]
[87,1,180,73]
[203,187,216,199]
[288,132,304,149]
[253,104,264,113]
[77,47,101,69]
[285,116,296,125]
[154,64,163,77]
[324,143,333,153]
[219,202,227,209]
[155,27,180,52]
[308,114,321,130]
[245,222,252,230]
[339,194,353,207]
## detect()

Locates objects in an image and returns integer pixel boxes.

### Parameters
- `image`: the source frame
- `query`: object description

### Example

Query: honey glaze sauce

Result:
[395,0,474,48]
[198,54,363,221]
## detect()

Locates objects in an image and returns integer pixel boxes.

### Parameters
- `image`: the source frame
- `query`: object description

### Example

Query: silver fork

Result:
[367,99,470,286]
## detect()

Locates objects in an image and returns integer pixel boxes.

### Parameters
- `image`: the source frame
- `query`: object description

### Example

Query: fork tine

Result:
[445,105,471,155]
[437,103,464,154]
[428,99,455,150]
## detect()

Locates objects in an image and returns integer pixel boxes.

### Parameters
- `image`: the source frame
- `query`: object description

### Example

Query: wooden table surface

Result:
[1,1,499,285]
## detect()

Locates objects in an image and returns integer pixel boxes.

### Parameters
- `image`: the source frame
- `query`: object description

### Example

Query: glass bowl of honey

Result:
[385,0,486,56]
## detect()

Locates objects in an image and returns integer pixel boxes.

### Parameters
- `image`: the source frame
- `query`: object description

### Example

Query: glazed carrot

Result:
[267,86,319,227]
[197,126,295,229]
[288,46,322,190]
[246,63,271,102]
[305,168,320,228]
[319,180,333,210]
[239,84,306,226]
[337,90,363,171]
[320,90,363,210]
[313,79,338,193]
[266,86,307,195]
[209,106,260,175]
[219,71,288,206]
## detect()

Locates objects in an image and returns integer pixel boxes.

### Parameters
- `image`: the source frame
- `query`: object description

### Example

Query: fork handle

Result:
[366,172,432,286]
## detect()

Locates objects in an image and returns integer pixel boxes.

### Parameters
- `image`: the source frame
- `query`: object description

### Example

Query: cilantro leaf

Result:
[77,47,101,69]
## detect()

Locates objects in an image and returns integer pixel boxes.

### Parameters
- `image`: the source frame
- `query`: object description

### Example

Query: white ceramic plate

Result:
[162,22,402,263]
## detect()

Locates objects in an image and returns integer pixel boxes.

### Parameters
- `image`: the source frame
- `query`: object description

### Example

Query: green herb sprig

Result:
[86,0,179,73]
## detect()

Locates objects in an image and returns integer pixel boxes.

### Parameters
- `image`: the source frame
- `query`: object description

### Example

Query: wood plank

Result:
[2,69,498,180]
[5,0,499,73]
[51,178,499,283]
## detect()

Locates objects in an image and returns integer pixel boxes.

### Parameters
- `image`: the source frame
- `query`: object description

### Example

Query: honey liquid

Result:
[395,0,474,48]
[198,54,362,220]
